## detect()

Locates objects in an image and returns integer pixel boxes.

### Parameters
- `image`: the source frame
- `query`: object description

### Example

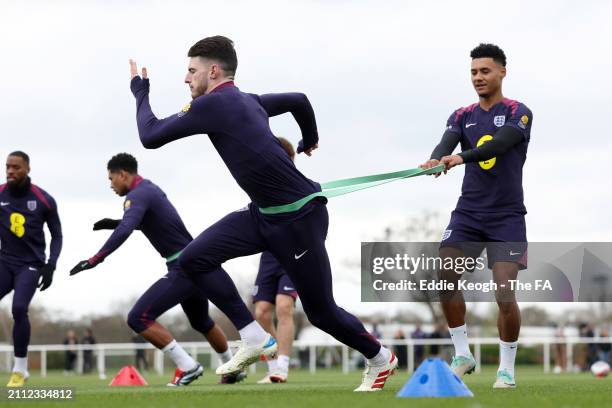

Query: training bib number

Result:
[10,212,26,238]
[477,134,496,170]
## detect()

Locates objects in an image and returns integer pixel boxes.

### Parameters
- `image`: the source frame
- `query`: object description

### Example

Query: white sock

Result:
[499,340,518,376]
[218,348,233,364]
[267,358,278,373]
[238,321,268,347]
[277,355,290,373]
[162,340,197,371]
[13,356,27,374]
[449,324,471,357]
[367,346,391,367]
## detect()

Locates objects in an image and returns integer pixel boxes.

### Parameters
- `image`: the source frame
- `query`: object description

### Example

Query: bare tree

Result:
[345,211,446,323]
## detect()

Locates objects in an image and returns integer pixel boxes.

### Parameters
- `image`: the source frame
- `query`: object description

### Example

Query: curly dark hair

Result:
[107,153,138,174]
[470,43,506,66]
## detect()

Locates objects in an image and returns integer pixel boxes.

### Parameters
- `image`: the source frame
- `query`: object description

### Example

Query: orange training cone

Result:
[109,365,148,386]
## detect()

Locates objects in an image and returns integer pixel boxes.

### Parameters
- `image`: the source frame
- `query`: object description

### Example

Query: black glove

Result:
[297,139,305,154]
[93,218,121,231]
[70,259,96,276]
[37,264,55,291]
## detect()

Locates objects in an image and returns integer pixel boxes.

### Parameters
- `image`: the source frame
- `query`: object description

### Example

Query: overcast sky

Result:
[1,0,611,321]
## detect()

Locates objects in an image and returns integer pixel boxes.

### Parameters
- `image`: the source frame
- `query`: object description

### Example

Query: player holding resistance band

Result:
[128,35,396,392]
[421,43,532,388]
[252,137,299,384]
[70,153,245,386]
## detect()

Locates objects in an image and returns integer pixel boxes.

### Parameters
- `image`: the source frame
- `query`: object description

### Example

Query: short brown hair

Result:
[277,137,295,159]
[188,36,237,76]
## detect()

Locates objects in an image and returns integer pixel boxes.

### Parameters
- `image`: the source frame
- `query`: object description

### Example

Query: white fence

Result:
[0,337,609,378]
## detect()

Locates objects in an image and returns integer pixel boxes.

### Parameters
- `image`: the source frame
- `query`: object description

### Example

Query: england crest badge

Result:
[441,229,453,241]
[27,200,37,211]
[493,115,506,127]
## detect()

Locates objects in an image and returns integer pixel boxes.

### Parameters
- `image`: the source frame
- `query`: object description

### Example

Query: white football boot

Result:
[216,335,277,375]
[450,354,477,376]
[493,369,516,389]
[353,352,398,392]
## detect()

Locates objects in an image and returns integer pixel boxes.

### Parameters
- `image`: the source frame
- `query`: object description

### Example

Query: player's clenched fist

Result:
[420,159,444,178]
[37,264,55,291]
[440,154,464,171]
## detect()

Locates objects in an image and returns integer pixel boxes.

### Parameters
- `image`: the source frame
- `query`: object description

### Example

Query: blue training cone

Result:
[396,358,473,398]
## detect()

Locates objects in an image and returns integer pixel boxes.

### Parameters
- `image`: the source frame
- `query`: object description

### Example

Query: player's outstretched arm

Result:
[71,219,138,274]
[128,60,219,149]
[93,218,142,231]
[70,194,148,275]
[257,93,319,155]
[421,130,461,177]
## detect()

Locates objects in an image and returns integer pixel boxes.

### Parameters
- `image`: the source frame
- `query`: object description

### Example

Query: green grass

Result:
[1,367,610,408]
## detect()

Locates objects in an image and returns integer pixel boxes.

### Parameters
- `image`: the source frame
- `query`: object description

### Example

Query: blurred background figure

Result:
[132,334,149,371]
[393,329,407,369]
[370,323,381,339]
[553,324,567,374]
[585,323,598,369]
[411,323,425,367]
[82,328,96,374]
[576,322,597,371]
[429,322,449,357]
[598,328,610,363]
[63,330,78,375]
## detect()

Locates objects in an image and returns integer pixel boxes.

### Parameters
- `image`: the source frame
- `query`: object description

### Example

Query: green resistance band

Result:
[259,164,446,215]
[166,251,182,263]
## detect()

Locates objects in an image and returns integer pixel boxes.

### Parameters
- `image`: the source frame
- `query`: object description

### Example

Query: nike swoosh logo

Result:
[0,202,9,206]
[29,267,37,271]
[465,123,477,128]
[294,250,308,260]
[509,251,521,256]
[283,286,295,291]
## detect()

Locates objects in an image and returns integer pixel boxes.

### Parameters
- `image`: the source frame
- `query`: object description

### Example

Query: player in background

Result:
[0,151,62,387]
[420,43,532,388]
[128,35,396,392]
[69,153,245,386]
[253,137,298,384]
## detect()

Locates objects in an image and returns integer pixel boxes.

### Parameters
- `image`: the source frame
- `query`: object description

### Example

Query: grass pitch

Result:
[1,366,609,408]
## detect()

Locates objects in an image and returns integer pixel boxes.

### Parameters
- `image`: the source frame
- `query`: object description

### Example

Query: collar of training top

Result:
[209,81,235,94]
[129,175,144,191]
